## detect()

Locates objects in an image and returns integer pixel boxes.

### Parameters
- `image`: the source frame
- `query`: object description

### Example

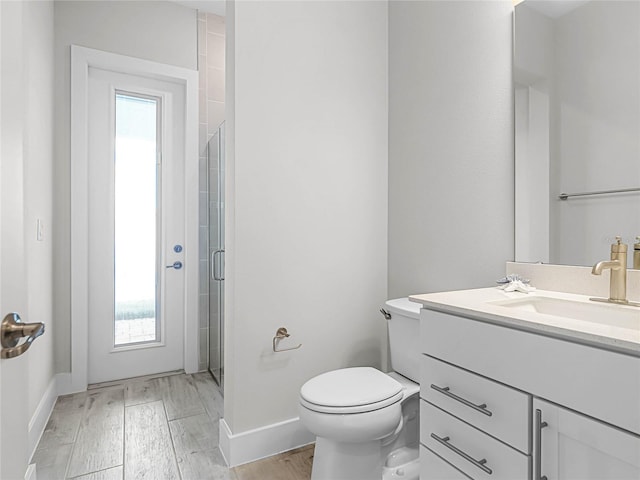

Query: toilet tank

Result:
[384,298,421,383]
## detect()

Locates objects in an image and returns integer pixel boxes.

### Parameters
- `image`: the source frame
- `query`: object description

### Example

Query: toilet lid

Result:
[300,367,403,413]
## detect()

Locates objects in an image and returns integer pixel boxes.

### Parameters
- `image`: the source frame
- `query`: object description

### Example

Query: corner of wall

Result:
[219,417,314,468]
[222,0,236,432]
[23,0,57,425]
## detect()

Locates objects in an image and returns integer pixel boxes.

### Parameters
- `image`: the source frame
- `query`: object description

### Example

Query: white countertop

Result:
[410,287,640,356]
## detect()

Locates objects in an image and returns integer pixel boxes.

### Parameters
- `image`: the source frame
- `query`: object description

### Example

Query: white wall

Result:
[225,0,388,436]
[515,85,550,263]
[514,3,554,85]
[388,1,514,298]
[53,1,198,373]
[551,1,639,266]
[514,4,553,264]
[23,0,55,426]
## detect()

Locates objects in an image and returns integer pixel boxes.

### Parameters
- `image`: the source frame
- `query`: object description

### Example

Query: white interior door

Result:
[87,67,186,384]
[0,1,30,477]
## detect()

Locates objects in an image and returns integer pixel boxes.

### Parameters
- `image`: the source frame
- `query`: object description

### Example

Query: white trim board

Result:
[219,417,315,467]
[24,464,36,480]
[27,375,56,462]
[69,45,199,391]
[27,373,77,462]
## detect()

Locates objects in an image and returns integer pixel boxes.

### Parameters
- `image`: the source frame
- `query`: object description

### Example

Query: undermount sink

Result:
[491,296,640,331]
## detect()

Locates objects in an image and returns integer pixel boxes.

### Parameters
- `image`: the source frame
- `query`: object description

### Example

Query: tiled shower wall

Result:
[198,12,225,371]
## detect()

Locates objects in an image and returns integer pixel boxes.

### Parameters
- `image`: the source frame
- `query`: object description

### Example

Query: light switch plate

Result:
[36,219,43,241]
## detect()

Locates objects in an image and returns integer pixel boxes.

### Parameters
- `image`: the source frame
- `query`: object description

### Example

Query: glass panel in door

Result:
[114,92,160,346]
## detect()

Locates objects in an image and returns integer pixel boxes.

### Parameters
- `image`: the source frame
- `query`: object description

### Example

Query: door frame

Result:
[70,45,198,391]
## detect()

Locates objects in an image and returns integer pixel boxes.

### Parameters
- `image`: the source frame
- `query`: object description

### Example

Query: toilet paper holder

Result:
[272,327,302,353]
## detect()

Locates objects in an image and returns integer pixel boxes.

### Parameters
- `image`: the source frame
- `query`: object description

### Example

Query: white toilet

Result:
[299,298,421,480]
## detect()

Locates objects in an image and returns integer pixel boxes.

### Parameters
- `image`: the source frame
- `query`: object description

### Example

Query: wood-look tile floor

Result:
[32,372,314,480]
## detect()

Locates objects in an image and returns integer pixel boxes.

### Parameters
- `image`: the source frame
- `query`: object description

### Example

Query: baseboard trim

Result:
[219,417,315,467]
[27,375,58,461]
[28,372,81,461]
[25,463,37,480]
[56,372,80,396]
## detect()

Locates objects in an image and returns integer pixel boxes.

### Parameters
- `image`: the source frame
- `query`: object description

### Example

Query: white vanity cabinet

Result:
[534,399,640,480]
[418,307,640,480]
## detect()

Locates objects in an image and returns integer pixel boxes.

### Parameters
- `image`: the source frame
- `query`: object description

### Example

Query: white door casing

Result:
[71,46,198,390]
[87,67,185,384]
[0,1,30,477]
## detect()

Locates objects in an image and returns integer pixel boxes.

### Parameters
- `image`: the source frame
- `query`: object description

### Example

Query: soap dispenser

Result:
[635,236,640,269]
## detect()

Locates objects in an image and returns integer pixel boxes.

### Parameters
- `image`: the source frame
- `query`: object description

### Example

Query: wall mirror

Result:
[514,0,639,268]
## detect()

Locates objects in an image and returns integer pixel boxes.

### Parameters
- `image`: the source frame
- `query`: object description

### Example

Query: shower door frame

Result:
[208,123,225,389]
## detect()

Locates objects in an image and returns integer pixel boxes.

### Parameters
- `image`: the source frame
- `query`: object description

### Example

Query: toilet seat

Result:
[300,367,403,414]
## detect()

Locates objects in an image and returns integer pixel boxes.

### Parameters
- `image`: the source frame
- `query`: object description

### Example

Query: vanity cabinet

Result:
[534,399,640,480]
[419,308,640,480]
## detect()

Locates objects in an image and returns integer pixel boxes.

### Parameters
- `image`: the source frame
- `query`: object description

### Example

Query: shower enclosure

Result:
[207,123,225,389]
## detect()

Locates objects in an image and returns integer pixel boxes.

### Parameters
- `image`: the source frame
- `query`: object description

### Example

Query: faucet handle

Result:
[612,236,627,253]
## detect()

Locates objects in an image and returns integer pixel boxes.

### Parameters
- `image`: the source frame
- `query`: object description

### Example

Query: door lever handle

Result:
[1,313,45,359]
[166,261,183,270]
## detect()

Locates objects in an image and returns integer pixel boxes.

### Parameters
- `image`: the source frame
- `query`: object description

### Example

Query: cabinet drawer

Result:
[420,445,471,479]
[421,354,530,453]
[421,400,531,480]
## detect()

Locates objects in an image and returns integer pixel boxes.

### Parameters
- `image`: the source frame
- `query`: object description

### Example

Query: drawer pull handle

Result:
[430,384,493,417]
[431,433,493,475]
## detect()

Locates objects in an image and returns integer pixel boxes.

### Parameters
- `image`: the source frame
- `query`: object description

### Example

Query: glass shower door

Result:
[208,123,225,389]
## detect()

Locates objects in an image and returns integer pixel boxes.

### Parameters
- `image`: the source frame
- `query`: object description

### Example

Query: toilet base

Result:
[383,446,420,480]
[311,437,384,480]
[310,440,420,480]
[382,458,420,480]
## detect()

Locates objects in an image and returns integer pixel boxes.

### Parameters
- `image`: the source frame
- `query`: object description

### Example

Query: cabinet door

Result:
[534,398,640,480]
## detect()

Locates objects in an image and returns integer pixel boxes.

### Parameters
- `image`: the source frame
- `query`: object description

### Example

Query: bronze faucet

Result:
[591,236,629,304]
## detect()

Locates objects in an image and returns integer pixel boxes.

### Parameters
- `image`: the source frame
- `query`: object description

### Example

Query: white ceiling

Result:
[523,0,591,19]
[171,0,225,17]
[173,0,590,21]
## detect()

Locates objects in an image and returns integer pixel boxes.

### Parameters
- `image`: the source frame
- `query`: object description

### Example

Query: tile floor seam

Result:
[63,394,89,480]
[67,464,124,480]
[69,394,85,445]
[121,392,127,480]
[167,410,208,422]
[88,370,184,391]
[123,398,157,409]
[162,397,184,480]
